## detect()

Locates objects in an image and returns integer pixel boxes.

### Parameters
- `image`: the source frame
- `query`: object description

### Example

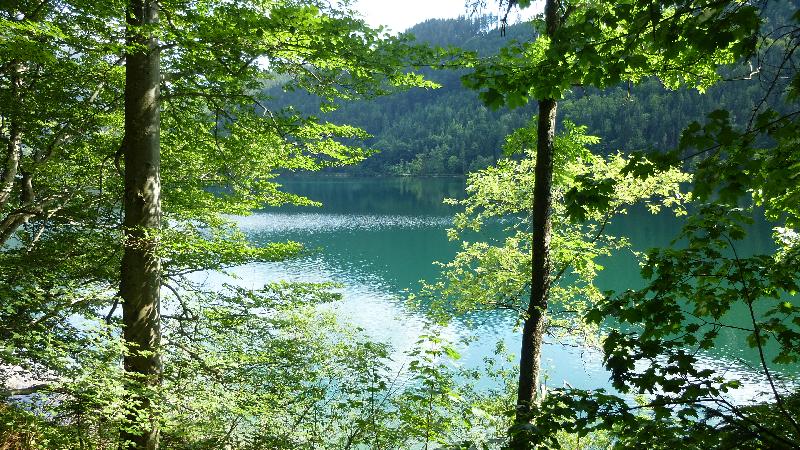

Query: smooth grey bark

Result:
[0,61,22,217]
[0,172,37,245]
[0,128,23,246]
[0,61,37,247]
[121,0,162,449]
[0,121,20,215]
[512,0,560,447]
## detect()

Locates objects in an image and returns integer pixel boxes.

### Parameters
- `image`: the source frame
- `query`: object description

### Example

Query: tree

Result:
[516,2,559,435]
[424,119,690,447]
[1,1,432,447]
[121,0,162,447]
[460,0,760,445]
[1,4,126,420]
[522,4,800,445]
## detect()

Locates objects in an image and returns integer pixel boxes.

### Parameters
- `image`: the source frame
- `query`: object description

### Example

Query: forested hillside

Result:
[274,8,791,175]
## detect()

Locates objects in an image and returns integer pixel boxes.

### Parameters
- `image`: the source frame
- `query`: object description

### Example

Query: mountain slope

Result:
[271,8,793,175]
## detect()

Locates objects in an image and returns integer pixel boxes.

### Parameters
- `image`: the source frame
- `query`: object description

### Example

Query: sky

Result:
[352,0,538,33]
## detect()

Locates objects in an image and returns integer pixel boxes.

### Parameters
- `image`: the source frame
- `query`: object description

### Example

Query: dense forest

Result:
[273,5,792,176]
[1,0,799,449]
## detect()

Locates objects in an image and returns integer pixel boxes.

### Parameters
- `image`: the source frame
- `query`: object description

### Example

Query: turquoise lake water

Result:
[215,176,796,402]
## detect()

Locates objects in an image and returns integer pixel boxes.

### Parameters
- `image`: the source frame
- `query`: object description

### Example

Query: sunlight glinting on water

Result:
[201,179,798,404]
[195,253,461,376]
[235,212,454,234]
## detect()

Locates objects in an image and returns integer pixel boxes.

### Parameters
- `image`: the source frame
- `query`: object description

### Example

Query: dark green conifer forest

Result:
[272,2,793,176]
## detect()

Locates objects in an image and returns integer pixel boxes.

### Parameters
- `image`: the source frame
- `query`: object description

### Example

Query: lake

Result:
[216,176,796,403]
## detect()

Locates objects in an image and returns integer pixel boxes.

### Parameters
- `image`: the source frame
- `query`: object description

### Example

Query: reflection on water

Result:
[219,176,796,401]
[237,213,455,233]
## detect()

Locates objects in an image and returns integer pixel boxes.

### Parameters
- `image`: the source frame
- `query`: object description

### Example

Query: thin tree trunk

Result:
[0,122,20,215]
[121,0,161,448]
[512,0,560,447]
[0,61,22,216]
[515,98,557,411]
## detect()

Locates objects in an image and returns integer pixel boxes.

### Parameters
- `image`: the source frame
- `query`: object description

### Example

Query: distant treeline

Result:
[269,6,792,176]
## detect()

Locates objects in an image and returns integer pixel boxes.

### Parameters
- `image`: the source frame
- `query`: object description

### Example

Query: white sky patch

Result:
[353,0,540,34]
[353,0,470,32]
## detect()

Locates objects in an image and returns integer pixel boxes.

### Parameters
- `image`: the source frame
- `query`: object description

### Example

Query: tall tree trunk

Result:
[121,0,161,448]
[512,0,560,447]
[515,97,557,410]
[0,61,22,219]
[0,121,22,247]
